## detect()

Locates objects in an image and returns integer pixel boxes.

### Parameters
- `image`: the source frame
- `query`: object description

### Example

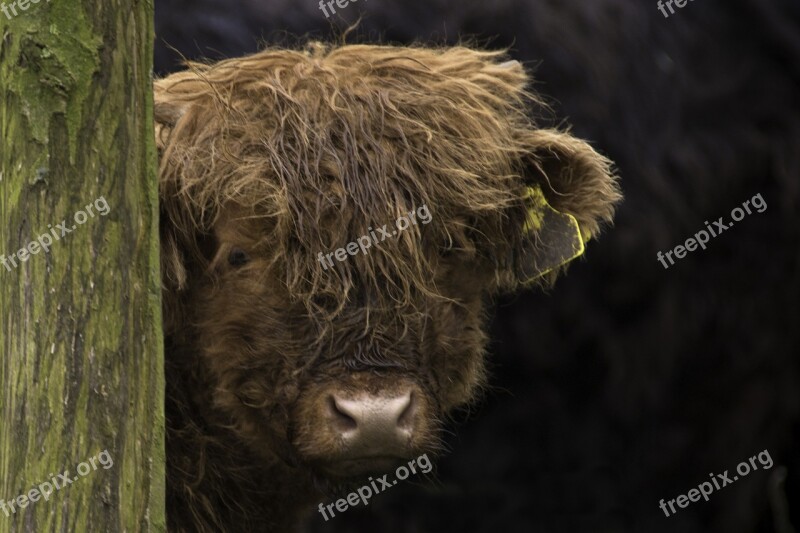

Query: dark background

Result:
[153,1,800,531]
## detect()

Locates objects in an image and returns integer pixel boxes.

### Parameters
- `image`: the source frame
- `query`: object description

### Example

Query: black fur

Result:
[155,1,800,531]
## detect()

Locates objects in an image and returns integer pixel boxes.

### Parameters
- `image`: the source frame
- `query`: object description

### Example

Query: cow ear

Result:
[514,129,621,285]
[154,98,187,154]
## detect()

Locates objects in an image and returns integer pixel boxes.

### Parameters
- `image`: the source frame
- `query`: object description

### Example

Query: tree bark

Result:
[0,0,164,531]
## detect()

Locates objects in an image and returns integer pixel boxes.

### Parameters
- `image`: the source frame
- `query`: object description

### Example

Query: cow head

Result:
[155,44,620,482]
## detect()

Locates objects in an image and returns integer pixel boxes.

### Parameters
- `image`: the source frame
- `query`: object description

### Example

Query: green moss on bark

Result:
[0,1,164,531]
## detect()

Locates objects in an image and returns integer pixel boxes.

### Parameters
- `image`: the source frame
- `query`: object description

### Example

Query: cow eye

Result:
[228,248,250,267]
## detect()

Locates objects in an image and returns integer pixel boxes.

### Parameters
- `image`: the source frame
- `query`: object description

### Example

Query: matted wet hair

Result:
[154,42,620,329]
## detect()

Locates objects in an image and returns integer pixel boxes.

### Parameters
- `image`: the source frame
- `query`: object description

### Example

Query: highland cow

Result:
[155,43,620,532]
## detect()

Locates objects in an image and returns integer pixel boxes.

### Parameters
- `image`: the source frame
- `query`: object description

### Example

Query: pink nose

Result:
[326,390,417,456]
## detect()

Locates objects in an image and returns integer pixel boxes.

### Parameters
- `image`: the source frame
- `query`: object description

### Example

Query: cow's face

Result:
[184,200,514,480]
[155,44,620,482]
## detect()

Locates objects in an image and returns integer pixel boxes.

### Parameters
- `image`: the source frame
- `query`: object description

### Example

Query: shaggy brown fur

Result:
[155,42,620,531]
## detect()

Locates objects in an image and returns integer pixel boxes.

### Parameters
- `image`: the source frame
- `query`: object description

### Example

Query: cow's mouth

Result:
[316,455,406,478]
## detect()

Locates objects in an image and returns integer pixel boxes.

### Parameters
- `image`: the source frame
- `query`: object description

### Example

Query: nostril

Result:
[396,392,416,430]
[327,396,358,432]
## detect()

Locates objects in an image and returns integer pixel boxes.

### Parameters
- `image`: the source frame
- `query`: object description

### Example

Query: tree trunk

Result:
[0,0,164,531]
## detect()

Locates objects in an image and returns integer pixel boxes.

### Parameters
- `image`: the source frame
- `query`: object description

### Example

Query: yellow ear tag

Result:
[519,186,585,282]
